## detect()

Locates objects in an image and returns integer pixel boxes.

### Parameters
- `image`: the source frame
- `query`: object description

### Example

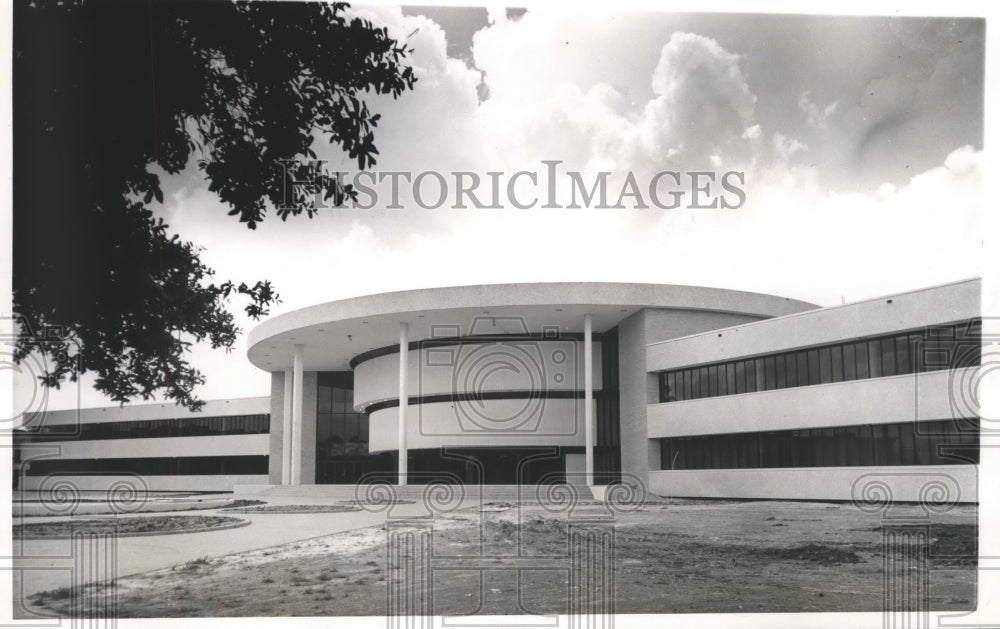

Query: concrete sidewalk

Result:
[12,493,482,605]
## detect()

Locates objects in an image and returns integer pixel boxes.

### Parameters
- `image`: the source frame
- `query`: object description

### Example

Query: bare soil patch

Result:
[27,501,976,616]
[14,515,248,538]
[222,504,361,514]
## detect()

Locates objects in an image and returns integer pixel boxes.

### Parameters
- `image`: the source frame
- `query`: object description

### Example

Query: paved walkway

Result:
[12,493,483,606]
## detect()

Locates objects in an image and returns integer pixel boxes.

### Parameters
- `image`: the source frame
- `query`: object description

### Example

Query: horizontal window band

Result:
[14,414,271,442]
[656,318,980,374]
[361,389,614,414]
[23,455,269,477]
[658,418,979,470]
[349,332,605,369]
[657,318,981,404]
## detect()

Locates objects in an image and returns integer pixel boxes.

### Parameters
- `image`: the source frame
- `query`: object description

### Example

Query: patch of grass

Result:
[867,523,977,566]
[758,544,863,565]
[931,524,977,566]
[223,504,361,514]
[179,556,213,572]
[13,515,246,538]
[354,498,416,506]
[226,499,267,509]
[30,586,74,605]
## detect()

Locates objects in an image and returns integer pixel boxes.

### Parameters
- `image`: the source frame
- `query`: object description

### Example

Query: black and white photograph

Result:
[2,0,995,626]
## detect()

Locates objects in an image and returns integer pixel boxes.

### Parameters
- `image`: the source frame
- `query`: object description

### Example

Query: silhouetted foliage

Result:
[13,0,416,409]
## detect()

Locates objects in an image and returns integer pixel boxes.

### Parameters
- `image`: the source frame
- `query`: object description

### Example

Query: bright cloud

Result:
[38,8,984,409]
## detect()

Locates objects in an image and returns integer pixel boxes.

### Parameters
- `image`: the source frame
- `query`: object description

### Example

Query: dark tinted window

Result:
[658,419,978,470]
[656,319,981,403]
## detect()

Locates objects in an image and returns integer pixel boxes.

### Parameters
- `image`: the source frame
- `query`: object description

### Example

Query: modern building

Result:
[14,279,981,502]
[15,397,270,492]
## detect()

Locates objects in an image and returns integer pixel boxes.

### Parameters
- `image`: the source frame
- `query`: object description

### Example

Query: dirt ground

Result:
[13,515,247,538]
[28,499,977,616]
[222,504,361,514]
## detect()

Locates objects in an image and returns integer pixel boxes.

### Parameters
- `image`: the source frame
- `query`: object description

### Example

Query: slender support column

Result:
[290,344,304,485]
[584,313,594,486]
[282,369,294,485]
[398,322,409,486]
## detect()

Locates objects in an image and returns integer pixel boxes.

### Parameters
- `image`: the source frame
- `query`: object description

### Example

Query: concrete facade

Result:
[256,282,814,490]
[646,278,980,501]
[16,397,271,492]
[14,280,981,501]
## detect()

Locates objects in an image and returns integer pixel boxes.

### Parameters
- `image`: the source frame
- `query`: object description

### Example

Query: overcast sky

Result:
[28,5,986,410]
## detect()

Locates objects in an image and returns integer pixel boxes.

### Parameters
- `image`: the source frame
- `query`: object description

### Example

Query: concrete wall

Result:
[297,371,319,485]
[20,474,269,493]
[648,367,975,438]
[268,371,286,485]
[368,399,593,453]
[617,311,651,483]
[617,309,772,484]
[34,434,268,459]
[649,465,977,502]
[248,282,818,373]
[354,341,602,410]
[28,396,271,428]
[267,370,318,485]
[17,397,273,493]
[641,279,981,501]
[647,279,980,371]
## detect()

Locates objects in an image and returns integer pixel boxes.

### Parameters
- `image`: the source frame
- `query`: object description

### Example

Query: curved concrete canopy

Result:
[247,283,819,372]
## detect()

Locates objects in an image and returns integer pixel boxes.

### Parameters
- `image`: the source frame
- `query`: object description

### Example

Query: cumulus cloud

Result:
[321,9,797,210]
[301,9,979,304]
[40,9,983,409]
[641,32,758,164]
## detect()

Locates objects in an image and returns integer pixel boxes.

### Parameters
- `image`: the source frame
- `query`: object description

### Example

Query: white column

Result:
[398,322,409,486]
[584,313,594,486]
[282,369,294,485]
[290,344,304,485]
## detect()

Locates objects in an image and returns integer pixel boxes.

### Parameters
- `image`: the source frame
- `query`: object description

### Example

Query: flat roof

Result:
[247,283,817,372]
[24,396,272,426]
[646,276,982,349]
